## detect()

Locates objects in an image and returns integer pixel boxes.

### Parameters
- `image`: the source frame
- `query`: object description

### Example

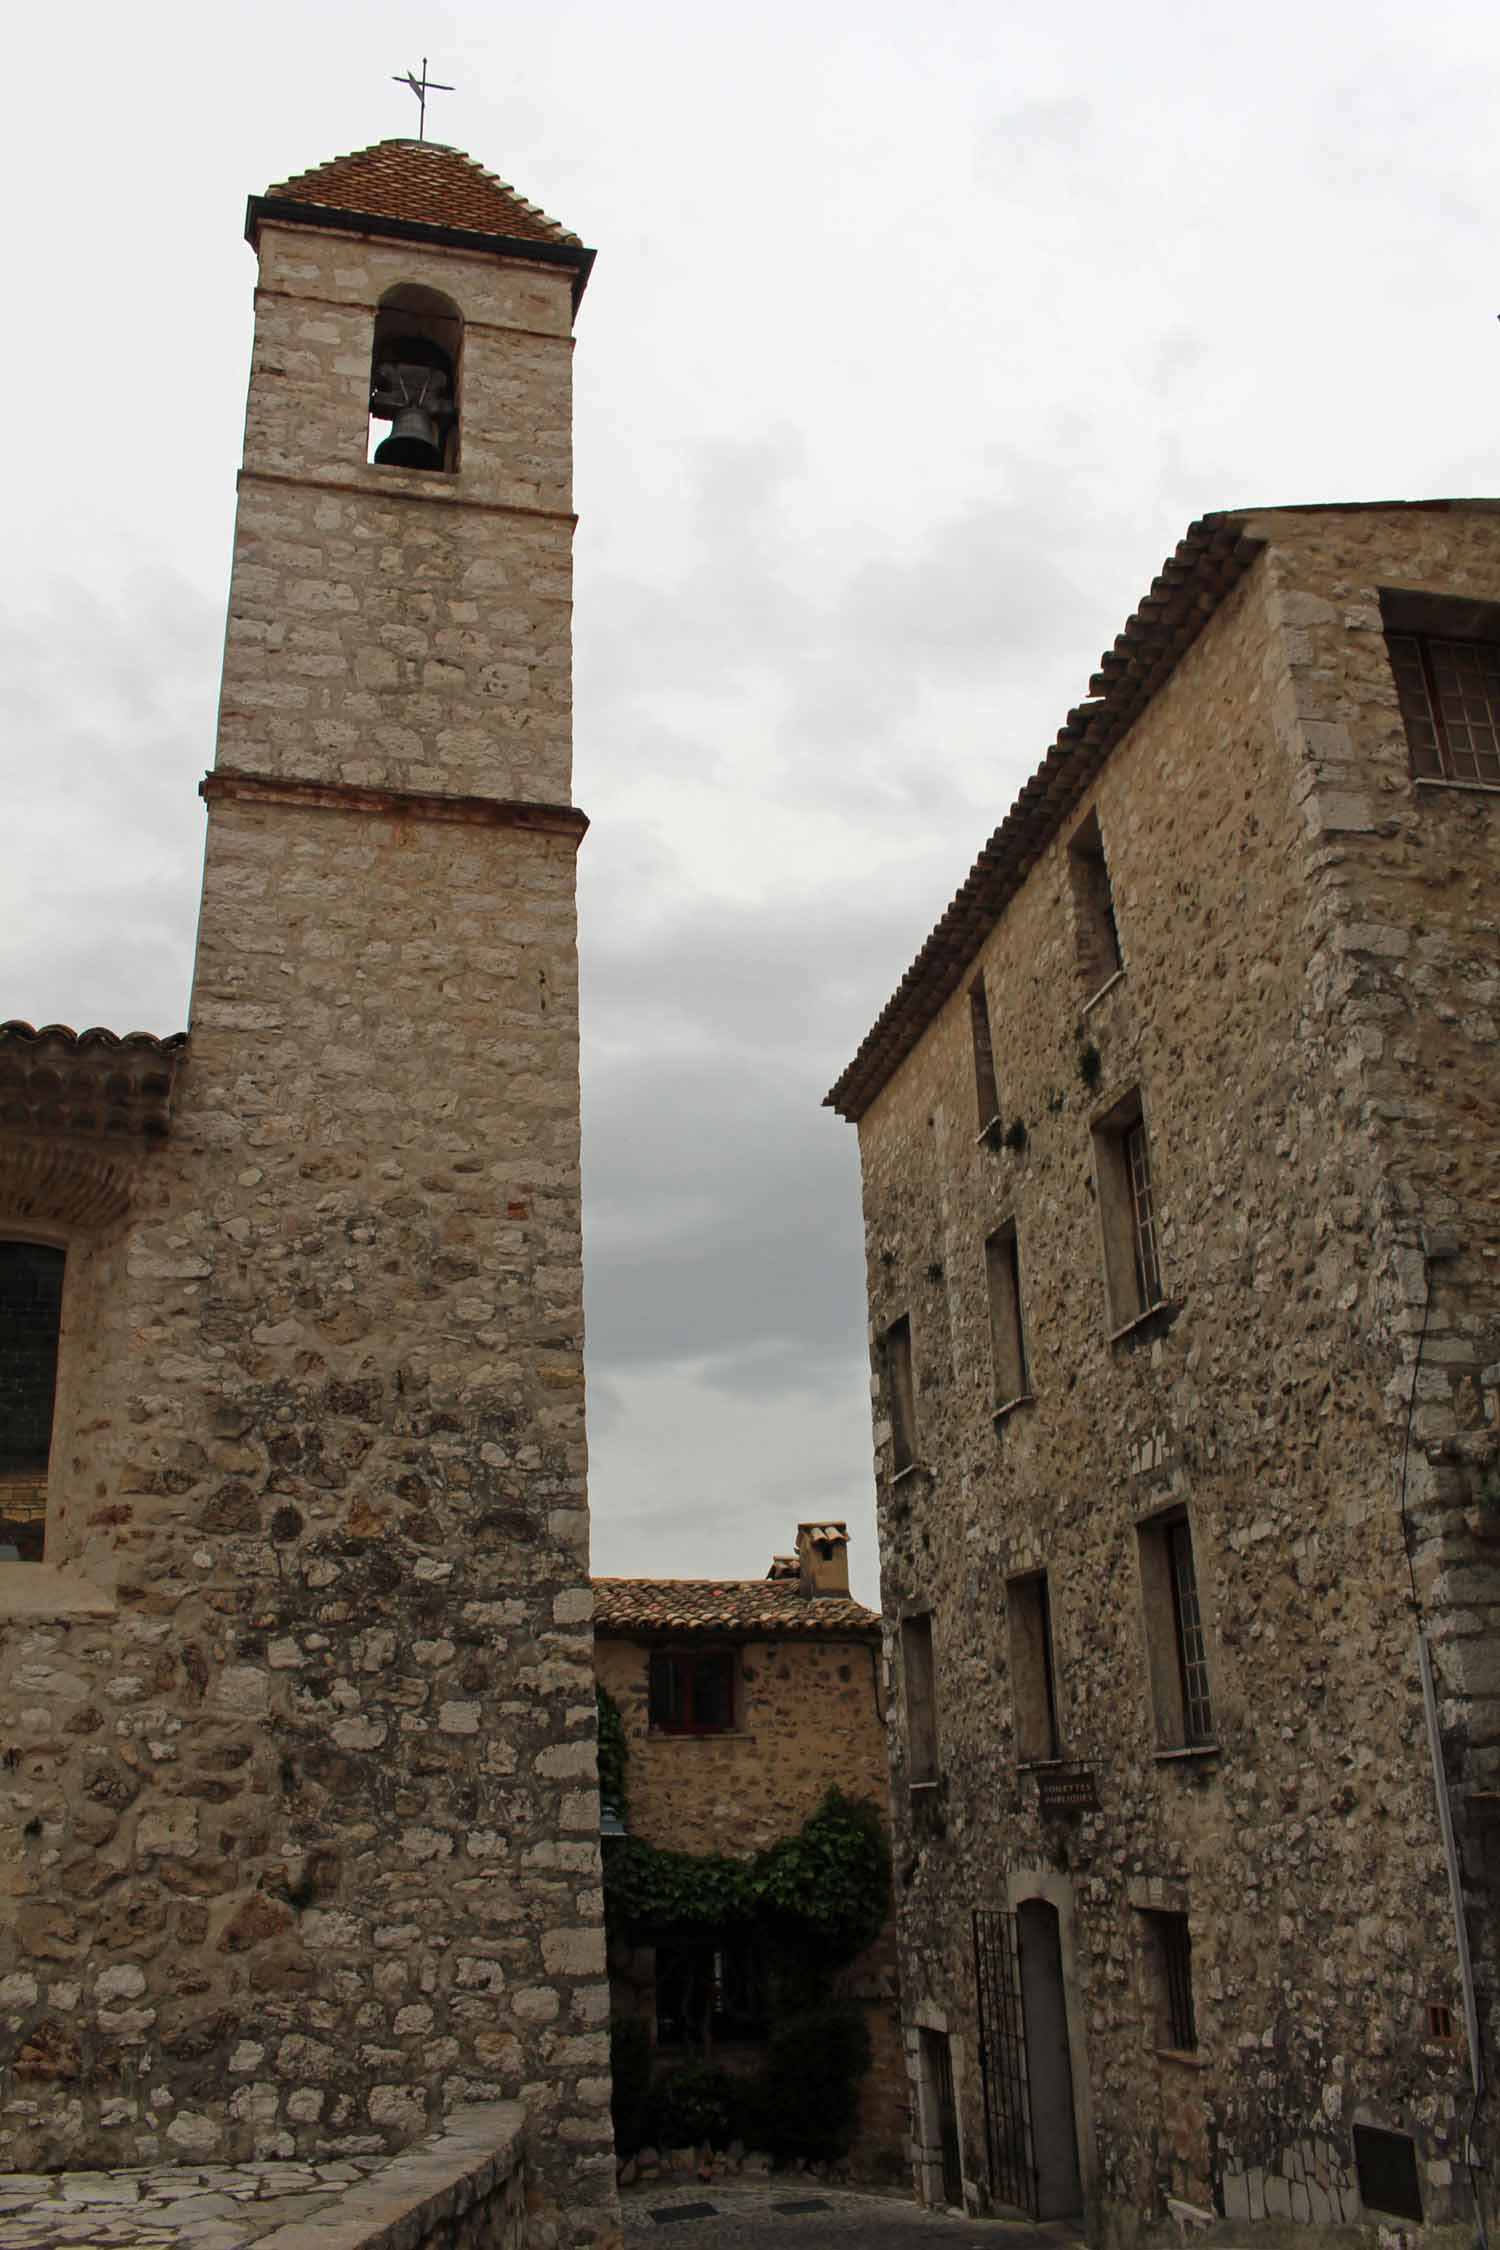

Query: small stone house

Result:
[827,502,1500,2243]
[593,1523,906,2176]
[0,137,617,2247]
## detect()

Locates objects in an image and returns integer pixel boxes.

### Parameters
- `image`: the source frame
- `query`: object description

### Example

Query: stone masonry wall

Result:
[0,208,617,2249]
[595,1633,907,2176]
[852,511,1492,2241]
[1243,502,1500,2182]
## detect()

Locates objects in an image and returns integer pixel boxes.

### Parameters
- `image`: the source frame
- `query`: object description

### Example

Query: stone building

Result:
[827,501,1500,2243]
[0,138,618,2245]
[594,1523,906,2174]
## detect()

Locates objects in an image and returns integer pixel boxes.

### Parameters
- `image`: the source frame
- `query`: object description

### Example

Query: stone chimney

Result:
[796,1521,850,1596]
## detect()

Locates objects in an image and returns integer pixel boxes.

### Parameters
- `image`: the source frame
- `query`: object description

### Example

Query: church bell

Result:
[369,342,455,471]
[374,403,445,470]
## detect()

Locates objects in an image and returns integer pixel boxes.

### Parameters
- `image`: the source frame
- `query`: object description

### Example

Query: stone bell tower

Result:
[0,141,613,2242]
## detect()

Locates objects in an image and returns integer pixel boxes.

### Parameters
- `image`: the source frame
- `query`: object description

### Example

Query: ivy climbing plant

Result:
[604,1785,890,1967]
[596,1685,629,1821]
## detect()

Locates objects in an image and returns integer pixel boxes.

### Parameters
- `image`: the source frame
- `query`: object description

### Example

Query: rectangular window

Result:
[0,1240,65,1564]
[1093,1091,1164,1329]
[901,1612,939,1784]
[648,1649,737,1735]
[1068,808,1123,993]
[1137,1509,1214,1749]
[1388,631,1500,786]
[655,1933,766,2048]
[1007,1570,1059,1763]
[969,976,1001,1131]
[985,1222,1029,1409]
[1140,1909,1197,2052]
[883,1314,918,1475]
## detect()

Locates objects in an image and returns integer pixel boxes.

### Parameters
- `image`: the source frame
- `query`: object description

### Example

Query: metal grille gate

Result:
[972,1908,1038,2217]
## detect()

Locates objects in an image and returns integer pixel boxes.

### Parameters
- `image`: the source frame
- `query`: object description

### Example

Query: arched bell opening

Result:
[367,282,463,471]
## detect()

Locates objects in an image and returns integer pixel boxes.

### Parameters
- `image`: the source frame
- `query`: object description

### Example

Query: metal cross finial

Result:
[393,57,454,141]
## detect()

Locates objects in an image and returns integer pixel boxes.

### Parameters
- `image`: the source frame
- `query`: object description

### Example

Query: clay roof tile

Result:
[265,139,580,247]
[592,1576,879,1639]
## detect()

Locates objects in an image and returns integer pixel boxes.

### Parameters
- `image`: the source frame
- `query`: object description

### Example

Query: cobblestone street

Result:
[0,2164,1083,2250]
[0,2159,386,2250]
[622,2180,1080,2248]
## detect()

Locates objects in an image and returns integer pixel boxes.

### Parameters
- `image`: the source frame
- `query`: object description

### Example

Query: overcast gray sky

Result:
[6,0,1499,1604]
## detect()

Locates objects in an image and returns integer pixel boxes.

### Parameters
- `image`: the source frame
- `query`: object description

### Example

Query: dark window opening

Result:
[648,1649,736,1735]
[902,1612,940,1785]
[883,1314,918,1475]
[920,2028,964,2209]
[655,1933,766,2049]
[1068,808,1123,992]
[368,283,463,470]
[1008,1570,1059,1763]
[986,1222,1029,1408]
[1140,1909,1197,2052]
[1353,2124,1424,2223]
[1388,631,1500,787]
[970,977,1001,1131]
[0,1241,64,1563]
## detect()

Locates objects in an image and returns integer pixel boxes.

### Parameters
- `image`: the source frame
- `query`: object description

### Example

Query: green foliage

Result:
[1077,1040,1103,1090]
[745,2001,873,2162]
[1003,1117,1028,1154]
[756,1793,891,1962]
[596,1685,628,1820]
[607,1838,758,1930]
[610,2014,653,2155]
[644,2061,739,2151]
[605,1790,891,1969]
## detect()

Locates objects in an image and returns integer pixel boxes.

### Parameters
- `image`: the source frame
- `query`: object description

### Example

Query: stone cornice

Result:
[202,769,590,844]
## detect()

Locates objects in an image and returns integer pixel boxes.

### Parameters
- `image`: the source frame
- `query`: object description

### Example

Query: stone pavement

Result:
[621,2179,1081,2248]
[0,2158,384,2250]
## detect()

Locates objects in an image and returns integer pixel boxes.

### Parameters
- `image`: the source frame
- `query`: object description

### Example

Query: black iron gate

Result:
[972,1907,1038,2217]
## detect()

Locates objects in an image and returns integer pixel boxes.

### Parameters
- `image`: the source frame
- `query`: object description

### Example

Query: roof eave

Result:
[824,513,1265,1123]
[244,194,597,311]
[593,1619,882,1644]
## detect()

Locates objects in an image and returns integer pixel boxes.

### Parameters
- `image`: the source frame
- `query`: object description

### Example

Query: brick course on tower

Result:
[0,139,617,2246]
[830,500,1500,2244]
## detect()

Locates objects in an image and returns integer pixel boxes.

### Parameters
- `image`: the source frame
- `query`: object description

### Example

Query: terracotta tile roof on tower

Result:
[593,1576,880,1639]
[267,140,580,246]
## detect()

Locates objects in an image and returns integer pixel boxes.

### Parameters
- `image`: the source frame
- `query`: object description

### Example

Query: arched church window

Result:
[367,282,463,471]
[0,1240,64,1562]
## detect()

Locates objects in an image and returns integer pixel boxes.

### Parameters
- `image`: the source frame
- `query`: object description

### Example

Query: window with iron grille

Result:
[1093,1091,1165,1331]
[648,1649,737,1735]
[1387,631,1500,786]
[1137,1508,1215,1751]
[1140,1909,1197,2052]
[0,1241,65,1564]
[1167,1518,1213,1745]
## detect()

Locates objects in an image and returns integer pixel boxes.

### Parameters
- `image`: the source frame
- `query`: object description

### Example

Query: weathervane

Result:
[393,57,453,141]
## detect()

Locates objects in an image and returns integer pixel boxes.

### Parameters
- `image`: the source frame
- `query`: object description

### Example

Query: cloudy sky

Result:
[6,0,1500,1603]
